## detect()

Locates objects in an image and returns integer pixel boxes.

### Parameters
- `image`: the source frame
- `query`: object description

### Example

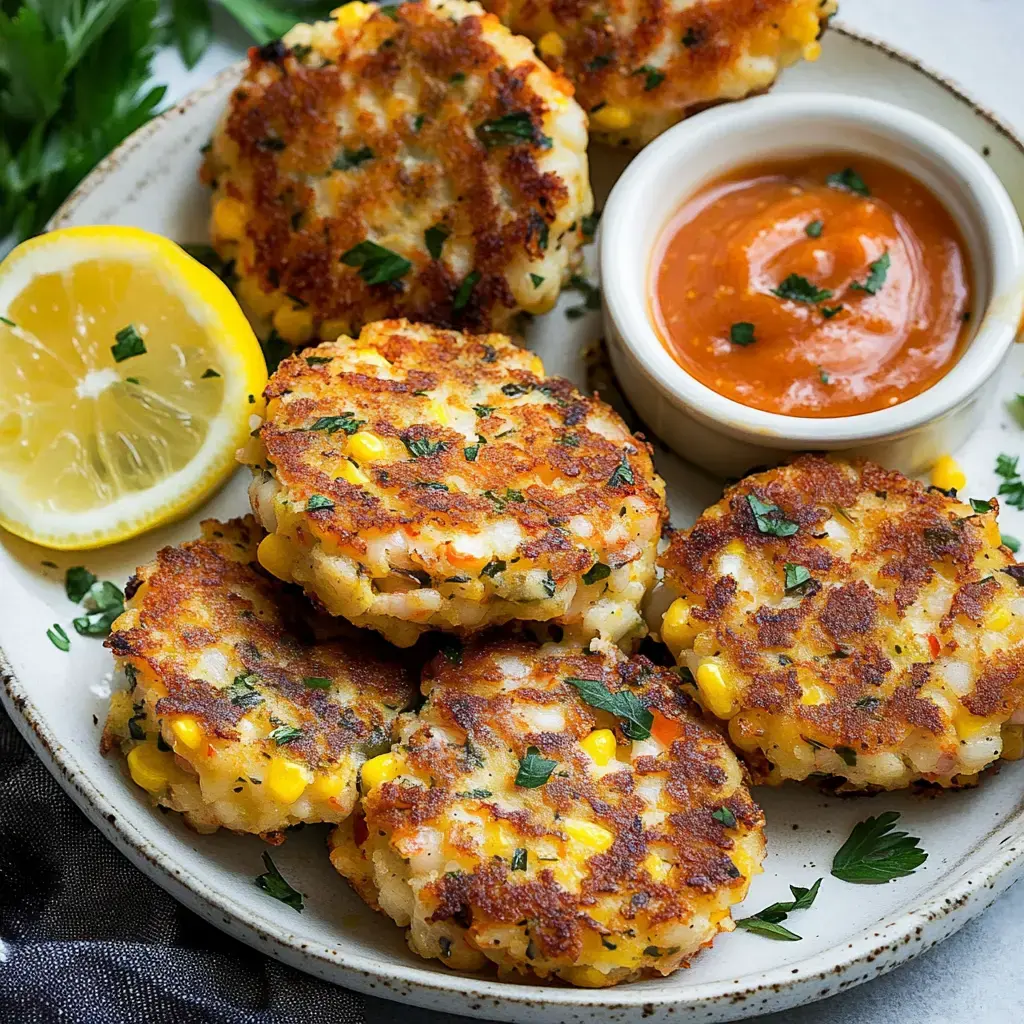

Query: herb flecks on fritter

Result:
[102,516,416,838]
[481,0,836,146]
[329,634,765,986]
[241,319,667,647]
[659,455,1024,790]
[204,0,592,344]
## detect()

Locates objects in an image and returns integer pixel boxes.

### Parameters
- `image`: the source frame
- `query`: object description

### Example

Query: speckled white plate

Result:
[4,22,1024,1024]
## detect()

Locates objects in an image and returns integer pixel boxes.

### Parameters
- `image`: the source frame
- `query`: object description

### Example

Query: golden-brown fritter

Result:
[241,319,667,647]
[102,517,416,837]
[482,0,836,146]
[658,455,1024,789]
[203,0,592,345]
[329,633,766,986]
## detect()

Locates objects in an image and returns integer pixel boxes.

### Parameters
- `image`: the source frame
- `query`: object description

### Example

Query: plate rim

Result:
[8,19,1024,1021]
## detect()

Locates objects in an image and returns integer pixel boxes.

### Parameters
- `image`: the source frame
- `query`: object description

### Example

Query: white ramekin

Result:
[600,93,1024,478]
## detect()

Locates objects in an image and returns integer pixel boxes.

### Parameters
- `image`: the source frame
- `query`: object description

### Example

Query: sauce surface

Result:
[652,155,972,417]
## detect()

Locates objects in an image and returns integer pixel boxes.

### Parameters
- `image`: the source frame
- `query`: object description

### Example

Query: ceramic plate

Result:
[5,23,1024,1024]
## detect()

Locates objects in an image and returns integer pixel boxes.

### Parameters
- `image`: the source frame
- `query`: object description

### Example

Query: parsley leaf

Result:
[747,494,799,537]
[996,453,1024,509]
[805,220,824,238]
[712,806,737,828]
[269,724,304,745]
[303,676,332,689]
[821,304,844,319]
[582,562,611,585]
[530,273,545,288]
[831,811,927,883]
[341,240,412,285]
[581,211,600,241]
[850,251,890,295]
[402,435,447,459]
[305,494,334,511]
[565,677,653,740]
[734,878,822,940]
[635,65,665,91]
[65,566,97,603]
[772,275,833,304]
[227,674,263,709]
[476,111,551,149]
[784,563,812,594]
[480,558,506,578]
[730,321,756,346]
[511,847,528,871]
[969,498,994,514]
[72,580,125,637]
[111,324,146,362]
[826,167,870,196]
[307,413,364,435]
[254,851,304,912]
[515,746,557,788]
[47,623,70,652]
[425,224,449,260]
[453,270,480,311]
[607,456,634,488]
[333,145,373,170]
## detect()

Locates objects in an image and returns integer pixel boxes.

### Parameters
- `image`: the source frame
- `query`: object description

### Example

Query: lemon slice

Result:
[0,226,267,550]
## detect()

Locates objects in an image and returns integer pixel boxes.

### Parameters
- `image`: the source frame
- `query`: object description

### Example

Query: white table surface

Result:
[152,3,1024,1020]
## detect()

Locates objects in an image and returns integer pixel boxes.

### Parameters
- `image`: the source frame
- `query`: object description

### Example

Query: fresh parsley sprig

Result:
[996,453,1024,509]
[565,676,653,740]
[831,811,927,883]
[735,878,822,940]
[254,851,304,912]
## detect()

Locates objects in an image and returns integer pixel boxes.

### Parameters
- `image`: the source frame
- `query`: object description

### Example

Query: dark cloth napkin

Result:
[0,704,365,1024]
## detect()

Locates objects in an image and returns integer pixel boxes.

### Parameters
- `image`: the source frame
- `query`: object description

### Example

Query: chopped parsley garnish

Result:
[581,212,600,241]
[480,558,506,578]
[464,443,481,461]
[582,562,611,585]
[835,745,858,766]
[227,674,263,709]
[111,324,146,362]
[425,224,449,260]
[201,368,220,379]
[0,316,15,328]
[969,498,994,514]
[401,435,447,459]
[826,167,870,196]
[456,789,492,799]
[850,251,890,295]
[474,404,495,418]
[476,112,551,149]
[855,695,881,713]
[712,807,737,828]
[47,624,70,652]
[305,494,334,511]
[269,725,304,746]
[805,220,824,238]
[254,852,304,912]
[308,413,364,435]
[127,704,146,740]
[305,355,331,366]
[333,146,374,170]
[681,26,701,47]
[72,580,125,636]
[771,274,833,304]
[607,456,634,488]
[585,54,611,71]
[821,304,844,319]
[65,566,97,603]
[453,270,481,311]
[515,746,557,788]
[784,563,812,594]
[340,240,412,285]
[831,811,926,883]
[747,494,798,537]
[729,321,756,347]
[565,677,653,740]
[635,65,665,91]
[530,273,545,288]
[511,848,528,871]
[1003,534,1021,553]
[734,878,821,940]
[818,367,831,385]
[996,453,1024,509]
[438,636,463,665]
[502,382,531,397]
[303,676,332,690]
[414,481,449,491]
[542,571,556,598]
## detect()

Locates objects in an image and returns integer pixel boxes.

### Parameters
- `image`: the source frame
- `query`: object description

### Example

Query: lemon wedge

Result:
[0,226,267,550]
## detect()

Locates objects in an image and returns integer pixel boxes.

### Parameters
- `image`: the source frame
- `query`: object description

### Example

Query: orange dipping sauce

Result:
[652,155,973,417]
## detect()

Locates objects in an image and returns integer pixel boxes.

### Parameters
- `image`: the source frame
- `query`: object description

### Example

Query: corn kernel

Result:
[562,817,614,853]
[334,1,371,29]
[428,398,449,426]
[337,460,369,487]
[537,31,566,59]
[930,454,966,492]
[642,851,671,882]
[661,598,697,653]
[361,752,401,791]
[348,431,388,462]
[723,539,745,555]
[803,40,822,61]
[591,105,633,132]
[127,744,175,794]
[266,757,308,804]
[272,303,314,344]
[1001,724,1024,761]
[528,354,545,377]
[211,197,247,241]
[799,683,830,707]
[985,607,1012,631]
[696,661,737,719]
[580,728,616,767]
[309,771,347,801]
[170,715,204,751]
[257,534,294,581]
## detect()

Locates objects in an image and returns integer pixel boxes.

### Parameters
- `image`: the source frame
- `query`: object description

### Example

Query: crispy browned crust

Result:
[105,517,416,769]
[208,1,581,335]
[483,0,832,138]
[364,634,764,965]
[661,455,1024,759]
[255,321,665,584]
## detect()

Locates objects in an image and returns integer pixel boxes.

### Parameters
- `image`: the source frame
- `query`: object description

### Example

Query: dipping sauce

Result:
[652,155,972,417]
